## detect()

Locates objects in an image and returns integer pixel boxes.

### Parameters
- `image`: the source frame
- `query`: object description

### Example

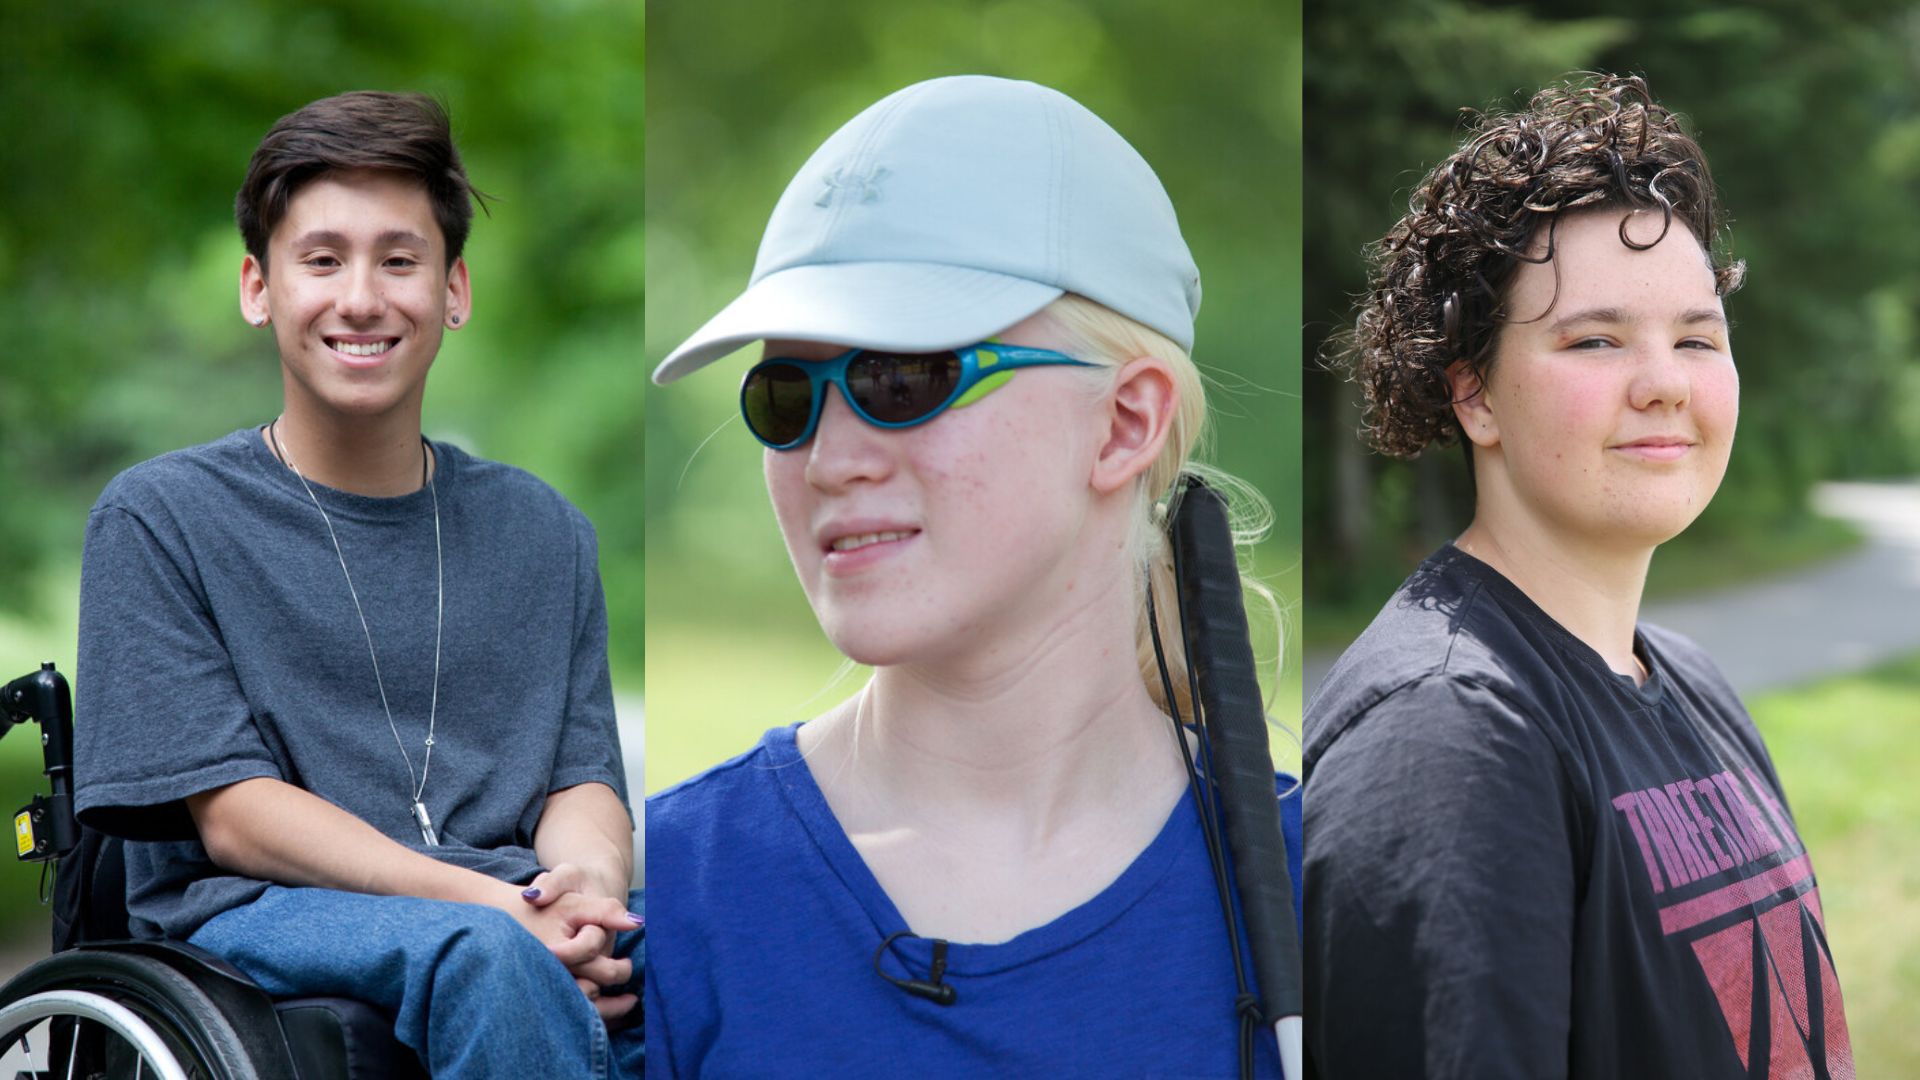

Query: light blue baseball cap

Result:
[653,75,1202,384]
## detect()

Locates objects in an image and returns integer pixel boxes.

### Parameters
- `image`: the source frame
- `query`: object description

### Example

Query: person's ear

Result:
[1090,357,1177,495]
[1448,359,1499,448]
[239,255,270,327]
[444,257,471,329]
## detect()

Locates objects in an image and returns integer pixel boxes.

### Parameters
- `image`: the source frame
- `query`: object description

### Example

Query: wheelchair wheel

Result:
[0,951,260,1079]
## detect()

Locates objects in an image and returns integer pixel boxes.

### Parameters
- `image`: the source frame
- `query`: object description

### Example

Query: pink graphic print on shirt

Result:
[1611,767,1854,1079]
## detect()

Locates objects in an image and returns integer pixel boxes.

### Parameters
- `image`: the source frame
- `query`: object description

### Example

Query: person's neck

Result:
[1455,509,1653,683]
[802,584,1185,853]
[268,405,430,498]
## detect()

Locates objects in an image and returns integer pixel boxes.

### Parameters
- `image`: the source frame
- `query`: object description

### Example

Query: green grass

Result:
[1747,651,1920,1076]
[645,617,861,793]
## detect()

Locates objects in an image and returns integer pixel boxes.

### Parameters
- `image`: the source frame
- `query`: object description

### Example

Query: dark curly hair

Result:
[1338,73,1746,459]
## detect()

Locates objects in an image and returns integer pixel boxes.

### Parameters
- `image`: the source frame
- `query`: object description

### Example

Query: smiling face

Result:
[1457,208,1739,552]
[240,168,470,425]
[761,313,1121,668]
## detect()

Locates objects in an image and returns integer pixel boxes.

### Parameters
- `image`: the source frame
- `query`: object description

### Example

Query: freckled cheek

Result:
[1505,378,1612,468]
[1543,375,1620,441]
[919,410,1037,504]
[916,451,1009,546]
[918,437,1053,557]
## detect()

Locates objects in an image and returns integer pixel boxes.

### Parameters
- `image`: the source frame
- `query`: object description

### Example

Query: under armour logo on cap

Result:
[816,165,890,207]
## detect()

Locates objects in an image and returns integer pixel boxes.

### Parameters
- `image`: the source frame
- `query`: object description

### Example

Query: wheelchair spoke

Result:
[0,983,208,1080]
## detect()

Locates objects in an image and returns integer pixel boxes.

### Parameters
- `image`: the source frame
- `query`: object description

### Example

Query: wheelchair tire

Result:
[0,950,262,1079]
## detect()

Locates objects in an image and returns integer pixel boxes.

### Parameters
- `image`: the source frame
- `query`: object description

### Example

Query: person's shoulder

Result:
[90,431,267,546]
[93,430,258,517]
[439,442,595,536]
[1308,547,1534,752]
[646,727,801,858]
[1310,669,1541,764]
[648,735,783,810]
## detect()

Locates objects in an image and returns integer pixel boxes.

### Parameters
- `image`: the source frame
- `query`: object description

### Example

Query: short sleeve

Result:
[1305,676,1578,1080]
[74,504,281,840]
[548,513,629,811]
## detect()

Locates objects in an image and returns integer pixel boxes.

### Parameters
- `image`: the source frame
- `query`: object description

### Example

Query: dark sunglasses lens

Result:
[845,351,963,425]
[742,363,816,446]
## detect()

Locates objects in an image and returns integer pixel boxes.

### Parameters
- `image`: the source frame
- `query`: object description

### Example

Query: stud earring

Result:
[450,315,461,326]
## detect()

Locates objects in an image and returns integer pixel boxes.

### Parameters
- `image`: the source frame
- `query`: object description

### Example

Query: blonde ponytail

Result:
[1037,294,1284,721]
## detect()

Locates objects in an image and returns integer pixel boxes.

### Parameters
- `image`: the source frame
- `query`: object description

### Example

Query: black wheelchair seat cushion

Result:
[275,996,429,1080]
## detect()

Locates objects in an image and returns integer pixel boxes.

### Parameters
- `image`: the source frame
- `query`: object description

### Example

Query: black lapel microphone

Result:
[874,930,958,1005]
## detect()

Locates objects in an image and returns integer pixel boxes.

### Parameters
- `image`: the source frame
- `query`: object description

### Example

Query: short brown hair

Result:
[235,91,488,270]
[1338,74,1745,459]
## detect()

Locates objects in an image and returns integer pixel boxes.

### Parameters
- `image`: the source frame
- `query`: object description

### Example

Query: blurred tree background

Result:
[646,0,1303,792]
[1305,0,1920,635]
[1304,2,1920,1071]
[0,1,642,944]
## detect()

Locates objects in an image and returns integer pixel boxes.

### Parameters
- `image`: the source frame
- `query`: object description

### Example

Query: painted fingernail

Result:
[522,887,542,900]
[627,912,644,926]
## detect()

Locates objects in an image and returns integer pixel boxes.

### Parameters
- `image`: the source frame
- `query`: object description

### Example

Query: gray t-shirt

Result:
[74,427,628,940]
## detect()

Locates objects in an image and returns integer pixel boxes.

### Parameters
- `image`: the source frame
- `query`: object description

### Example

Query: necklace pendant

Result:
[412,800,440,847]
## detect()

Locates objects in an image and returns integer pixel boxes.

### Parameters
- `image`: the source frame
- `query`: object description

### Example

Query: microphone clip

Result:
[873,930,958,1006]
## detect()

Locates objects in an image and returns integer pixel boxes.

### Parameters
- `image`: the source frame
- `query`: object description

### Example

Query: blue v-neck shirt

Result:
[645,723,1300,1078]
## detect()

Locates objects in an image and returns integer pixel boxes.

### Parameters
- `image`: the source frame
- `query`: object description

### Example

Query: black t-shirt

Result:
[1304,545,1853,1079]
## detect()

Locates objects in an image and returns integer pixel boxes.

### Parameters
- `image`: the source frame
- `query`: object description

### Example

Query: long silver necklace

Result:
[270,419,444,846]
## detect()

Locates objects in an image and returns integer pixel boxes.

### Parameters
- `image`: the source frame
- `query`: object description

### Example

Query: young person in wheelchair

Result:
[70,91,642,1077]
[647,76,1302,1078]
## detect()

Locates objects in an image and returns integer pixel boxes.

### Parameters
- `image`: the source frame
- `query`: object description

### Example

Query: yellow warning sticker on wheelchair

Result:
[13,812,32,857]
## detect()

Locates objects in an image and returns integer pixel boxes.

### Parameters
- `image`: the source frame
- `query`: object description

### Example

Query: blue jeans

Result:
[189,885,645,1078]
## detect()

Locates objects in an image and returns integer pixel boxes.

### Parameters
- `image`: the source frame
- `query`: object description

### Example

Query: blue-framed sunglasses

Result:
[739,341,1095,449]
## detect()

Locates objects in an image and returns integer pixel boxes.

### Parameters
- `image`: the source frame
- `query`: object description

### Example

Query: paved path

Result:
[1305,480,1920,703]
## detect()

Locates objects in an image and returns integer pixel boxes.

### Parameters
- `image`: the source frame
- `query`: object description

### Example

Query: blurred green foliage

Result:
[1303,0,1920,619]
[645,0,1302,790]
[0,0,645,685]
